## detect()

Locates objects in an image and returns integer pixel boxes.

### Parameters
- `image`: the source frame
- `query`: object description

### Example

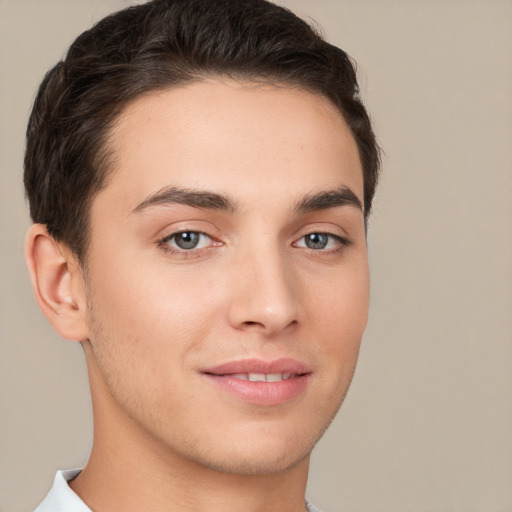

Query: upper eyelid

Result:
[292,219,351,237]
[158,223,220,241]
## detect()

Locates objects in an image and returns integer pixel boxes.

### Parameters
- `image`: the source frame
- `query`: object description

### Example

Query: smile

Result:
[202,358,311,406]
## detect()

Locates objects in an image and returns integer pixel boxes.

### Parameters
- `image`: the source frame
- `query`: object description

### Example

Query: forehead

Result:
[101,79,363,212]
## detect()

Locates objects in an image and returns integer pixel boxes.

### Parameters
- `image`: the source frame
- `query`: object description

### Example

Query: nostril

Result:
[243,321,263,327]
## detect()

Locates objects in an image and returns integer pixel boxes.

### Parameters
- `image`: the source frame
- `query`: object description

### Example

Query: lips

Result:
[202,358,311,406]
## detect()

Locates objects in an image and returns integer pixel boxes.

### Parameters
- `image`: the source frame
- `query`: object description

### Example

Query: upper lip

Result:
[202,358,312,376]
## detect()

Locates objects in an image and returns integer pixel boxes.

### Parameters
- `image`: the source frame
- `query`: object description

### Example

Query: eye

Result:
[304,233,329,250]
[294,232,348,251]
[161,231,212,251]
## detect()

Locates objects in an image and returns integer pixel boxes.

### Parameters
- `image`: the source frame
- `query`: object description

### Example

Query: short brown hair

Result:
[24,0,380,261]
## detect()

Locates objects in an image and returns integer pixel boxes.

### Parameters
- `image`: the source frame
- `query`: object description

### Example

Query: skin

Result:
[26,79,369,512]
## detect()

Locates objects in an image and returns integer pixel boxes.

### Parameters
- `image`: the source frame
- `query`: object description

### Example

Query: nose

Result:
[227,246,299,336]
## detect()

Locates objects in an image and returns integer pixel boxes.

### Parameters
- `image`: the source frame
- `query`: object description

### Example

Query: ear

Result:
[25,224,89,341]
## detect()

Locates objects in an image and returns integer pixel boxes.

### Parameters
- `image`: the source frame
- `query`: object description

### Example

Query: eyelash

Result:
[158,230,351,257]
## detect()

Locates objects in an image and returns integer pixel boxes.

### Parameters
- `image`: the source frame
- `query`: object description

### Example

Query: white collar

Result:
[33,469,91,512]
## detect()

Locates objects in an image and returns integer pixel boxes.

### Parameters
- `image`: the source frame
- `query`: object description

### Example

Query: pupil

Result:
[176,232,199,249]
[306,233,328,250]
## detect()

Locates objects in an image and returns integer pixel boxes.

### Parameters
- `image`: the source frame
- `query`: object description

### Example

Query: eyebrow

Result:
[131,186,239,214]
[131,184,362,216]
[294,186,363,213]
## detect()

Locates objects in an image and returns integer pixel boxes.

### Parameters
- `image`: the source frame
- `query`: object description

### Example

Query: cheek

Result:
[83,265,219,419]
[306,261,369,378]
[85,257,228,375]
[311,260,369,335]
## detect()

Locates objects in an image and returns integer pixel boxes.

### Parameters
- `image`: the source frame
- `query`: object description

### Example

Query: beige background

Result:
[1,1,511,511]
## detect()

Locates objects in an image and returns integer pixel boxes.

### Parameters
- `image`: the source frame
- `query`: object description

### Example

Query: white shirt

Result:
[34,470,323,512]
[34,470,91,512]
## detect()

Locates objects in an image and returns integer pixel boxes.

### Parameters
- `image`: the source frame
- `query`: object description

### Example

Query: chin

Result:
[157,387,348,477]
[179,420,326,477]
[195,444,311,476]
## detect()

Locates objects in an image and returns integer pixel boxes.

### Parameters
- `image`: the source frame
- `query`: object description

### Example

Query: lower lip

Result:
[203,374,310,406]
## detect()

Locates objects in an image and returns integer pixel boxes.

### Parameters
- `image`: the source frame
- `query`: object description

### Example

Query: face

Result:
[82,79,369,475]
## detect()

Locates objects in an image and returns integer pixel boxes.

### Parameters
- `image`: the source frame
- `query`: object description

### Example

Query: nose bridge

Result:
[227,235,298,335]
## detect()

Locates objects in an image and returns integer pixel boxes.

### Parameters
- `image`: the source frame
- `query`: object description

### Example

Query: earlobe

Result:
[25,224,89,341]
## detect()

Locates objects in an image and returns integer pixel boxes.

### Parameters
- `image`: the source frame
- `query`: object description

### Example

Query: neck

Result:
[71,348,310,512]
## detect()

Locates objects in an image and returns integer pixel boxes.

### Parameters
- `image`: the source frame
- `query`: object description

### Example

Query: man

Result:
[24,0,380,510]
